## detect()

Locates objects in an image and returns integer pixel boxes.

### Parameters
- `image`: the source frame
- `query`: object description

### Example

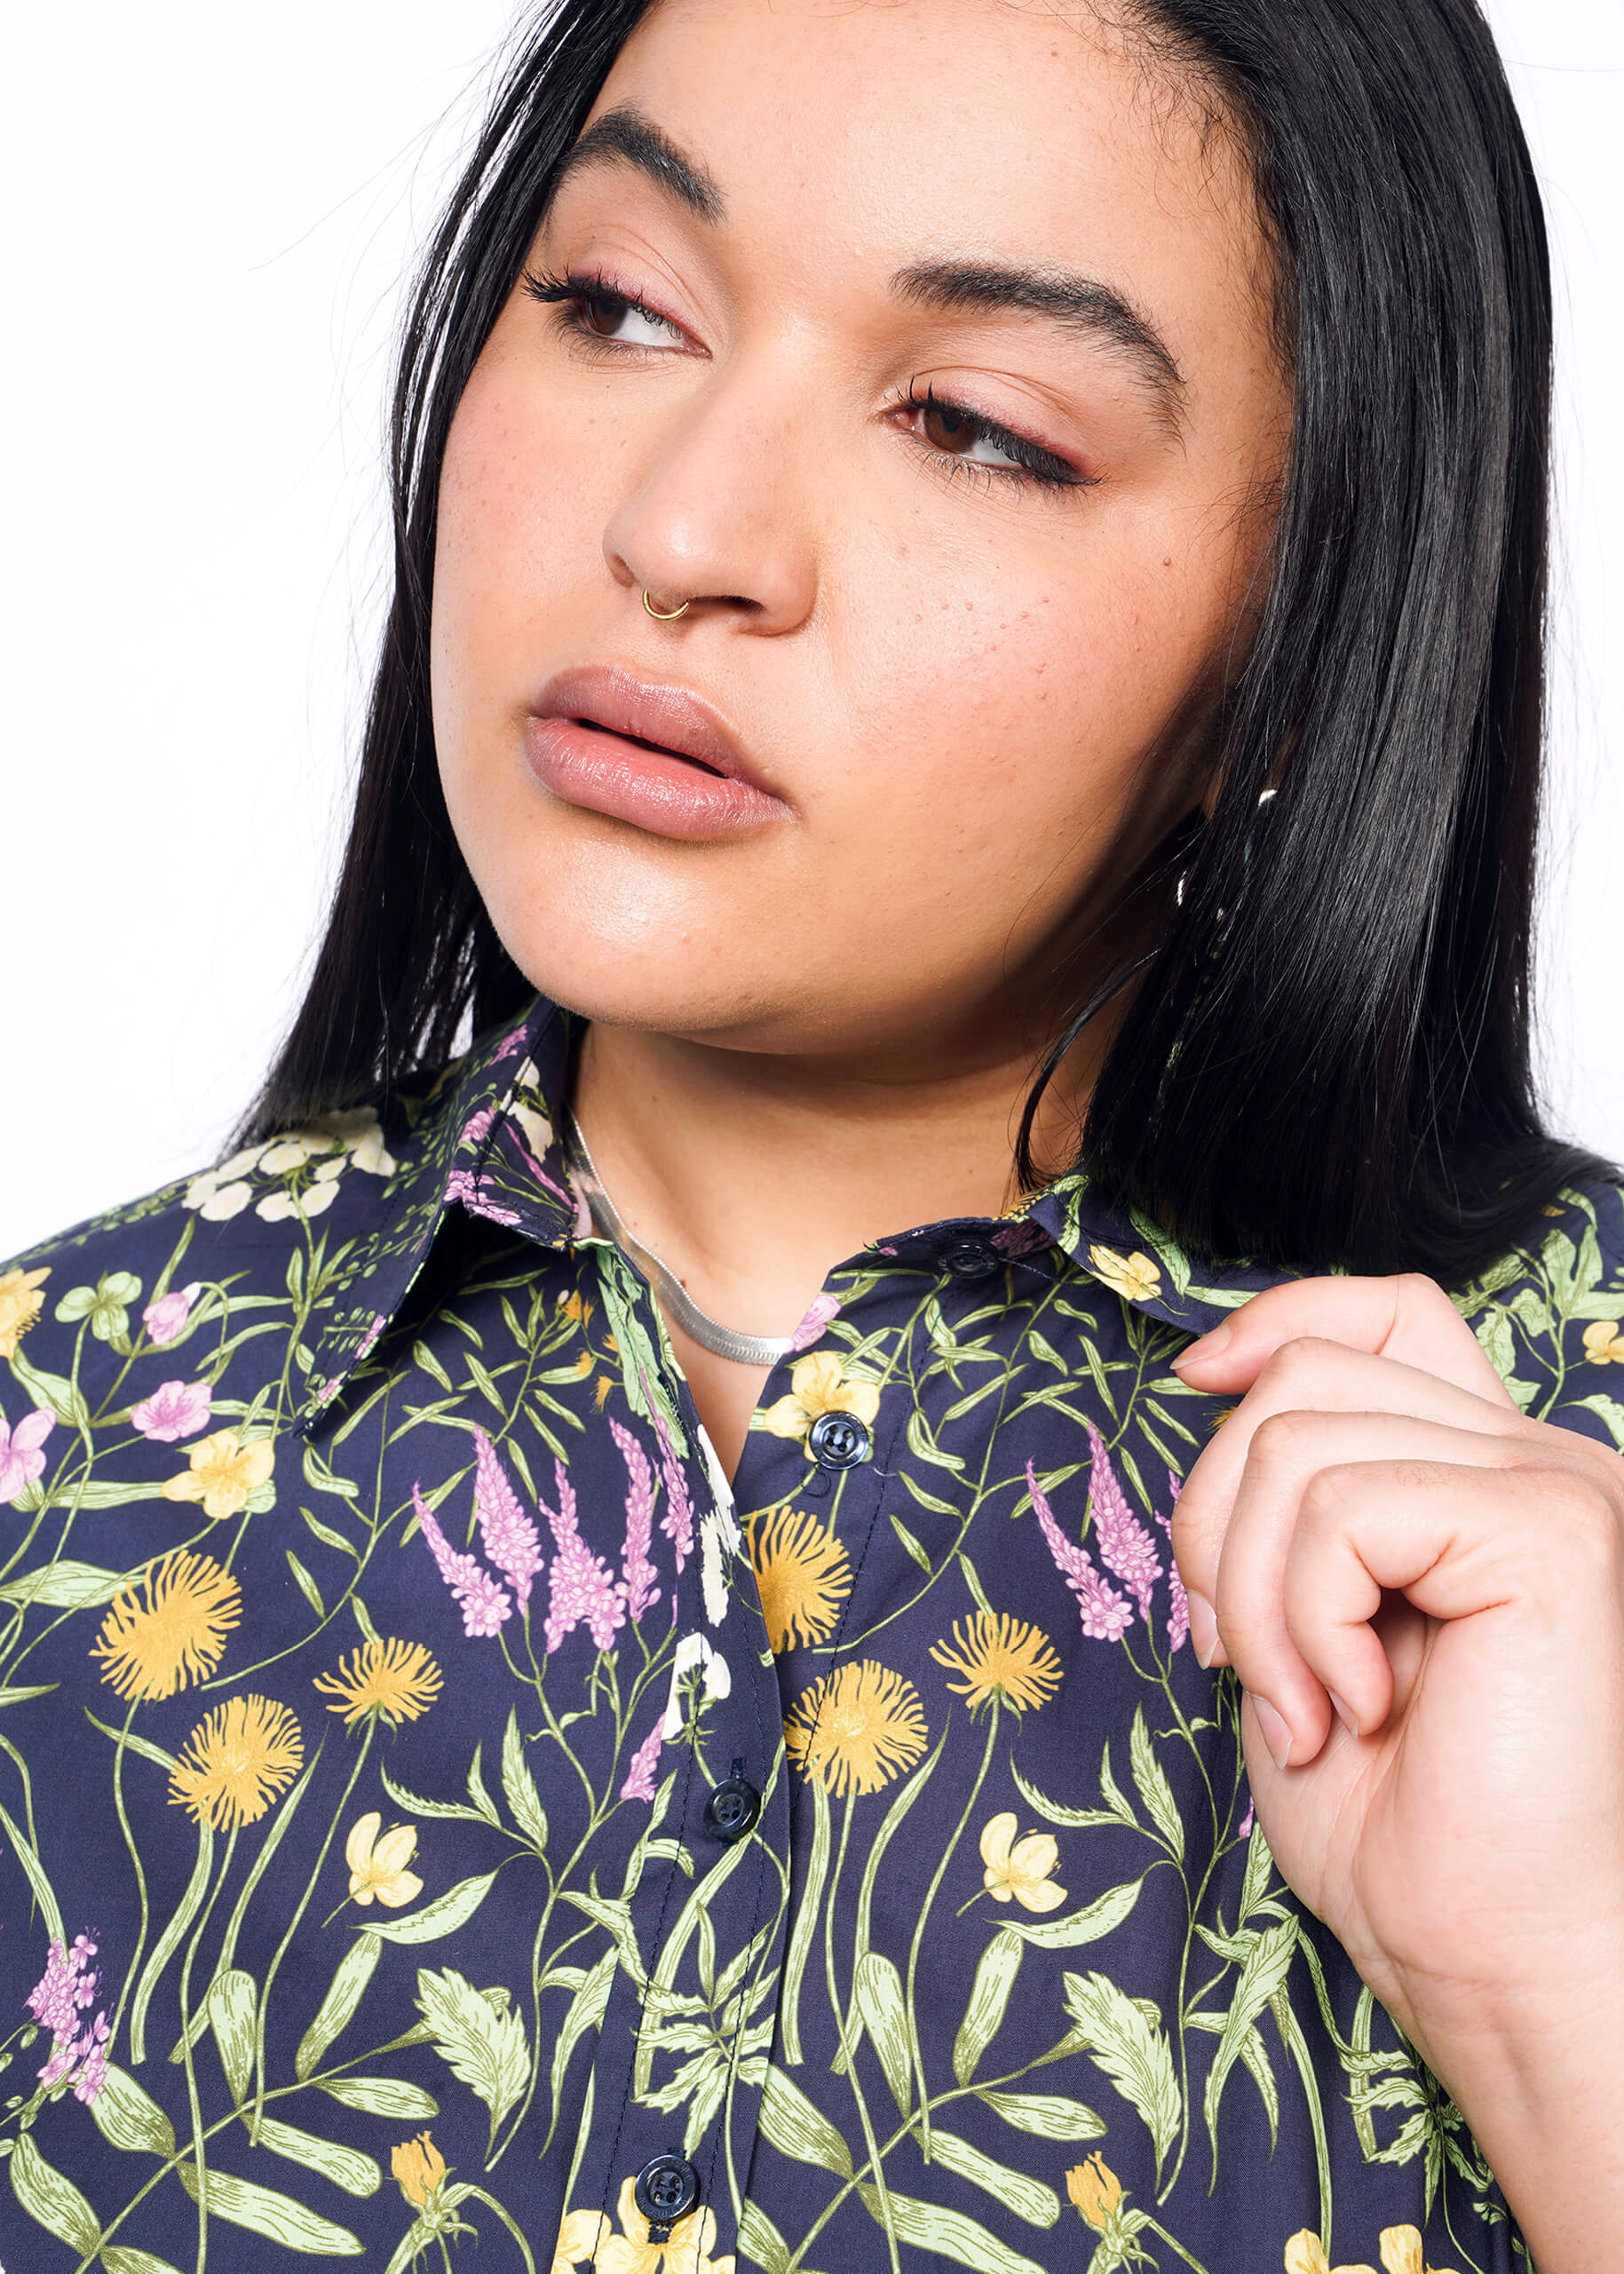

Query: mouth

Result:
[525,663,788,843]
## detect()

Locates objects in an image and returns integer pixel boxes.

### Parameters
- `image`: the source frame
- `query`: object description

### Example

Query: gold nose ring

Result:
[642,589,692,621]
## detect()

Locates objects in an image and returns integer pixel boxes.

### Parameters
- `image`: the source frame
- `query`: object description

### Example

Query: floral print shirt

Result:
[2,993,1620,2274]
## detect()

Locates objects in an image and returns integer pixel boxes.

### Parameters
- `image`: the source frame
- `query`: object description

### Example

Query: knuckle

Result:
[1248,1409,1316,1469]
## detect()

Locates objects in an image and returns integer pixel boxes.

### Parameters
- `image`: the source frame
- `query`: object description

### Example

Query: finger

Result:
[1171,1342,1527,1659]
[1201,1411,1556,1755]
[1274,1454,1620,1765]
[1172,1272,1513,1408]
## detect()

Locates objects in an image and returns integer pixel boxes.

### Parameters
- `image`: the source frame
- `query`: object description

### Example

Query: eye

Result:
[524,267,685,352]
[897,383,1089,495]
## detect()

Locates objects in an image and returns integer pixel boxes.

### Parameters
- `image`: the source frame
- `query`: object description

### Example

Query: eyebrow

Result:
[891,260,1185,428]
[549,106,725,226]
[550,108,1186,427]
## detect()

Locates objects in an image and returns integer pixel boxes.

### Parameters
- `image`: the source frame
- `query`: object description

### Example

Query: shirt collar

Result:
[297,992,1294,1429]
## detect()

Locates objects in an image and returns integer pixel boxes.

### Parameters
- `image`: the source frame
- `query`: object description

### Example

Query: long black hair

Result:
[243,0,1610,1282]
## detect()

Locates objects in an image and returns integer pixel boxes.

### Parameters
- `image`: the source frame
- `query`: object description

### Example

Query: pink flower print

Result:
[789,1292,841,1354]
[131,1380,212,1444]
[0,1408,54,1504]
[458,1105,499,1152]
[1083,1422,1162,1620]
[1157,1471,1189,1654]
[142,1282,200,1347]
[653,1410,693,1573]
[411,1484,512,1638]
[1237,1795,1255,1840]
[1028,1459,1133,1644]
[993,1220,1050,1257]
[471,1428,543,1612]
[619,1711,665,1803]
[443,1169,522,1228]
[25,1934,109,2102]
[494,1024,529,1060]
[541,1460,627,1654]
[353,1311,387,1364]
[610,1418,661,1623]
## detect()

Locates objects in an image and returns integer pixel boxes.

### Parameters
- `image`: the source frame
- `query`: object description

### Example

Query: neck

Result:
[570,1012,1109,1338]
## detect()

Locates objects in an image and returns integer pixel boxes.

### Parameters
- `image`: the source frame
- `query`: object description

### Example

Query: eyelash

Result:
[522,265,1096,498]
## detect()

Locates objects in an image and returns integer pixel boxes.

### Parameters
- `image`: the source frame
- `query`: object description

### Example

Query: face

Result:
[432,0,1287,1075]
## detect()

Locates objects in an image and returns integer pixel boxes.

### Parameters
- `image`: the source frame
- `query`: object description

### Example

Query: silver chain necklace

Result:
[564,1108,795,1367]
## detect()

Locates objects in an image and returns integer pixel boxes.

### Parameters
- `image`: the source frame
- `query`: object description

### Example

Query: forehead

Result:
[584,0,1267,323]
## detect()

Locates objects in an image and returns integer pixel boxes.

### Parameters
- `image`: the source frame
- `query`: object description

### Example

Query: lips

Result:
[525,664,788,843]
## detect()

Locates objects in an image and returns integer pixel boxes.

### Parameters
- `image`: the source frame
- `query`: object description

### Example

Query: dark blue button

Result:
[808,1410,870,1469]
[940,1235,1002,1280]
[703,1774,761,1842]
[634,2153,700,2230]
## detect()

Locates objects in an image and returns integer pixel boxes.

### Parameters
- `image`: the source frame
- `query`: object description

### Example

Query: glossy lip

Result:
[525,663,789,843]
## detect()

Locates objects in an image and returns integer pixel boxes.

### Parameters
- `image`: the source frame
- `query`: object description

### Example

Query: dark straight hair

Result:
[244,0,1610,1283]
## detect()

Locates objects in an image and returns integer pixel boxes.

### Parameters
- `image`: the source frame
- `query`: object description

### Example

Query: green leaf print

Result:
[757,2065,855,2177]
[0,1793,64,1945]
[1202,1921,1298,2159]
[175,2160,364,2254]
[366,1867,499,1944]
[91,2062,178,2158]
[975,2088,1106,2142]
[1129,1707,1184,1862]
[1573,1391,1624,1450]
[0,1560,131,1609]
[207,1966,258,2099]
[851,2182,1048,2274]
[925,2131,1058,2228]
[102,2248,187,2274]
[415,1965,531,2145]
[9,2132,102,2254]
[1006,1877,1142,1952]
[296,1932,383,2079]
[253,2118,382,2199]
[500,1706,549,1850]
[317,2076,440,2121]
[1062,1969,1182,2177]
[952,1926,1023,2085]
[852,1950,913,2115]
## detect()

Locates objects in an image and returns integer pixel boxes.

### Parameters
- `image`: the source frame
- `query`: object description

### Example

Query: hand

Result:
[1169,1274,1624,2262]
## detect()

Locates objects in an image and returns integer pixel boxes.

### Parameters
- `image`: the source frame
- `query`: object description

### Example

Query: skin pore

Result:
[432,0,1288,1472]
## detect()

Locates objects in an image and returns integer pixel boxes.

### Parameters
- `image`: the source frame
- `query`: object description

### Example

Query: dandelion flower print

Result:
[784,1660,928,1798]
[169,1694,304,1829]
[0,1266,50,1359]
[92,1552,242,1700]
[930,1611,1063,1715]
[748,1505,852,1652]
[313,1636,442,1729]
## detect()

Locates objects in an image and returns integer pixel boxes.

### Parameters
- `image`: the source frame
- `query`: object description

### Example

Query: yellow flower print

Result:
[979,1811,1066,1912]
[345,1811,424,1908]
[0,1266,49,1359]
[392,2131,448,2207]
[1284,2229,1460,2274]
[169,1694,305,1829]
[1582,1319,1624,1364]
[759,1351,881,1446]
[931,1611,1063,1715]
[747,1505,852,1652]
[92,1551,242,1700]
[160,1429,274,1520]
[594,2175,735,2274]
[1088,1244,1162,1305]
[313,1636,442,1728]
[784,1660,928,1799]
[1066,2153,1126,2232]
[551,2206,611,2270]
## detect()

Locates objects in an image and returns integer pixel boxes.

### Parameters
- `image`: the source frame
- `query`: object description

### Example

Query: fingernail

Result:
[1251,1697,1294,1770]
[1172,1321,1232,1375]
[1328,1692,1359,1739]
[1185,1589,1219,1668]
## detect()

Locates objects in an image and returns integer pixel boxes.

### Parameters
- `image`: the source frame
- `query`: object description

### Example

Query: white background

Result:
[1,2,1620,1261]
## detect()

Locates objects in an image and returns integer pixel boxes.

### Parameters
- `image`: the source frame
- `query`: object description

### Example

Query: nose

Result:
[602,353,819,632]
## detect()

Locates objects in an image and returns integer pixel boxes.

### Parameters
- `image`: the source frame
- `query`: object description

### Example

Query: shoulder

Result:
[0,1103,412,1423]
[1452,1177,1624,1449]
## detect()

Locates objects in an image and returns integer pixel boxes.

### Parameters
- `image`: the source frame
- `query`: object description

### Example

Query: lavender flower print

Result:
[541,1459,627,1653]
[1028,1458,1134,1643]
[25,1933,109,2104]
[1083,1420,1163,1620]
[654,1407,694,1572]
[471,1426,543,1610]
[611,1417,661,1622]
[411,1484,512,1637]
[619,1712,666,1803]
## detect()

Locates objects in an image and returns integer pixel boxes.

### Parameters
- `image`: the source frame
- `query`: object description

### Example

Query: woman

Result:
[0,2,1618,2269]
